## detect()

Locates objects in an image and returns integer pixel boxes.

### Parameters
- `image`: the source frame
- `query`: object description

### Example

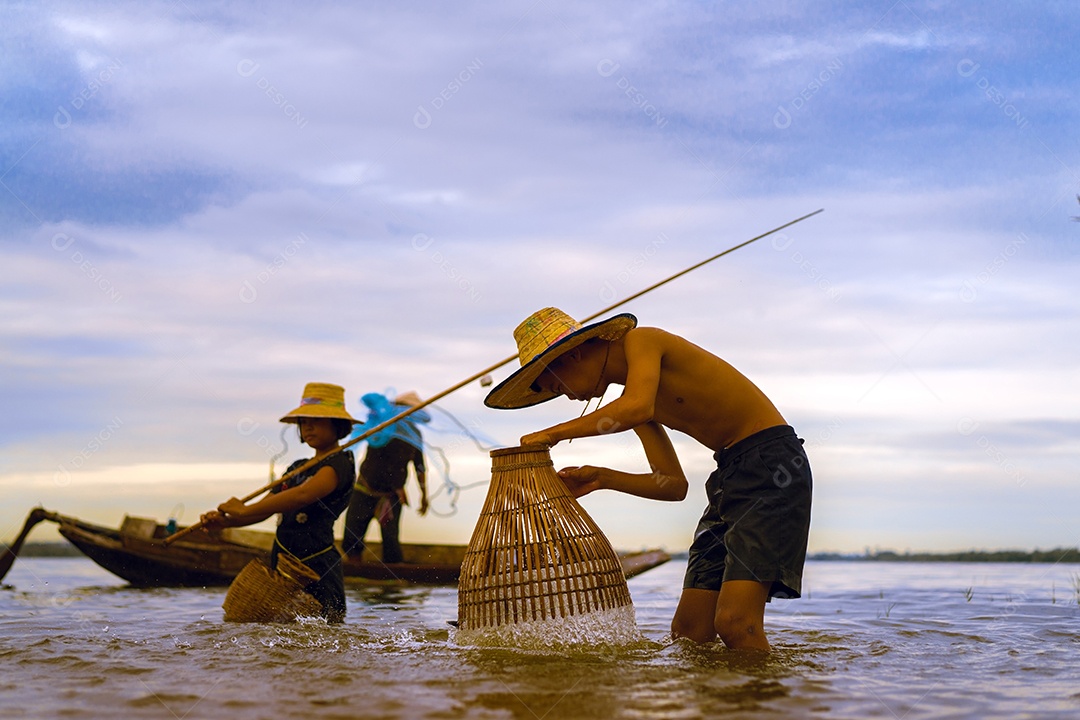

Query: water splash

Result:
[452,604,642,649]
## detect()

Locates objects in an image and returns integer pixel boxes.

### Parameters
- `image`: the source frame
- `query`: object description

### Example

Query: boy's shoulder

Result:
[624,325,673,342]
[622,326,731,382]
[624,325,706,353]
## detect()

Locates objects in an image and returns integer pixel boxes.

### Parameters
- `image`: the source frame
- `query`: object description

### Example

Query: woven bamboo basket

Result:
[457,445,633,637]
[222,552,323,623]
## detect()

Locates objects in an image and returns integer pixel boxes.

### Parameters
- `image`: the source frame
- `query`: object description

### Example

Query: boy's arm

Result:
[416,467,428,515]
[523,332,663,446]
[557,421,687,501]
[411,448,429,515]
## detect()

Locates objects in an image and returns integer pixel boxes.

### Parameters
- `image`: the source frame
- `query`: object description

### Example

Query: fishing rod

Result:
[165,208,823,544]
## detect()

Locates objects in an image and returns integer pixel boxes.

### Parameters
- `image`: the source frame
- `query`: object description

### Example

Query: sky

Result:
[2,1,1078,555]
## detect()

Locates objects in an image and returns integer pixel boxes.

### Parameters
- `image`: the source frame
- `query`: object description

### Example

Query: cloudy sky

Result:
[2,2,1077,555]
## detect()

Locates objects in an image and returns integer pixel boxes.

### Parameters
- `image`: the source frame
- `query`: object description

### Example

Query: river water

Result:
[2,557,1078,719]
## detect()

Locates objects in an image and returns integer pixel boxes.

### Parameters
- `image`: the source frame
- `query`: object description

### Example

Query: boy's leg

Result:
[677,465,728,643]
[671,588,720,643]
[671,581,771,649]
[379,494,404,563]
[714,579,771,650]
[343,491,376,558]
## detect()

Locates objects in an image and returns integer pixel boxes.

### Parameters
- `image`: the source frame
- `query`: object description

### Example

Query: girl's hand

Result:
[200,510,227,532]
[218,497,247,517]
[521,431,556,448]
[557,465,602,498]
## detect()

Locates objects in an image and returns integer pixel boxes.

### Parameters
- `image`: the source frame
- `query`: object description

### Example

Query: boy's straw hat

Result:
[484,307,637,409]
[280,382,359,424]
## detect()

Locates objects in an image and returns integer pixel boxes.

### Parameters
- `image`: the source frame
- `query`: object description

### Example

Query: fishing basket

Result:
[457,445,633,639]
[222,552,322,623]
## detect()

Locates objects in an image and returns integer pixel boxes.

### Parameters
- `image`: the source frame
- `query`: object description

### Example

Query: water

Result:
[3,558,1079,719]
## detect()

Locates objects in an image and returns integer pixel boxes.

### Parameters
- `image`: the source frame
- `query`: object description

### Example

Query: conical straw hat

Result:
[484,308,637,409]
[279,382,359,424]
[457,445,633,642]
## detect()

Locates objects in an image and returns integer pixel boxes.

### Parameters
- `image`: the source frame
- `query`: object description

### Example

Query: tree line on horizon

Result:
[9,542,1080,564]
[810,548,1080,563]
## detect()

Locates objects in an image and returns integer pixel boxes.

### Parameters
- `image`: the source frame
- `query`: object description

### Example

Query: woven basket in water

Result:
[222,553,323,623]
[457,445,632,632]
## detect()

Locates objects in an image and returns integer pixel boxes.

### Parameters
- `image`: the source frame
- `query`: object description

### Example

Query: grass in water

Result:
[878,602,897,619]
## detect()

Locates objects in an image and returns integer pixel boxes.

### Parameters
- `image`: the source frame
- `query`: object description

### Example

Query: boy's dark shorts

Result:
[683,425,812,600]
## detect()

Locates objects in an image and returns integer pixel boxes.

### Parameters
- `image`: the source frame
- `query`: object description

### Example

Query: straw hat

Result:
[279,382,359,424]
[484,307,637,409]
[394,391,423,408]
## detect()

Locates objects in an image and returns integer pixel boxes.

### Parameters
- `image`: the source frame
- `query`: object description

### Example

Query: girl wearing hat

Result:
[201,382,358,622]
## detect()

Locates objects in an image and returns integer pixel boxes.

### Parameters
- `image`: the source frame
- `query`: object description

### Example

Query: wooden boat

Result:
[26,509,671,587]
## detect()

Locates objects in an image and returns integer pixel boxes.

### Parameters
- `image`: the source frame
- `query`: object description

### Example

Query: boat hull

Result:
[45,512,670,587]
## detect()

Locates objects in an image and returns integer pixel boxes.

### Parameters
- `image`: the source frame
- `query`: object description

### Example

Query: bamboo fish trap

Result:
[456,445,636,645]
[222,553,322,623]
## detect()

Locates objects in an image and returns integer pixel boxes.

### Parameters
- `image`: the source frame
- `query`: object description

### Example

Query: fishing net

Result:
[455,445,637,647]
[348,390,502,517]
[351,392,430,450]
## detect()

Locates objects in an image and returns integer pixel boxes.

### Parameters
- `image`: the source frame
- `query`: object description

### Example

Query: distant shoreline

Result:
[7,542,84,557]
[9,542,1080,563]
[809,548,1080,563]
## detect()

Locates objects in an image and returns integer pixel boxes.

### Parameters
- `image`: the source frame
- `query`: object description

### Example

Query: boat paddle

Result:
[0,507,52,583]
[165,208,823,545]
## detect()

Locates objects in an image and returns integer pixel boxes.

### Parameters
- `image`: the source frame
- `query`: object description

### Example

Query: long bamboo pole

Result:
[165,208,822,544]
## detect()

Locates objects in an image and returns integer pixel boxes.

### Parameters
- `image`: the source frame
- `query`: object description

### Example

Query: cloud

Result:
[1,1,1077,554]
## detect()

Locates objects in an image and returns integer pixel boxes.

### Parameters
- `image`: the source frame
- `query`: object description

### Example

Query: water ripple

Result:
[3,558,1079,719]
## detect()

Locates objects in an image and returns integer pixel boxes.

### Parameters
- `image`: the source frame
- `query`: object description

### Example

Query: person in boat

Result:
[343,391,429,564]
[485,307,812,651]
[201,382,357,623]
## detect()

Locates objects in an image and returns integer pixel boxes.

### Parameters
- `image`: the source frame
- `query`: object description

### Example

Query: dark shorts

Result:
[684,425,812,600]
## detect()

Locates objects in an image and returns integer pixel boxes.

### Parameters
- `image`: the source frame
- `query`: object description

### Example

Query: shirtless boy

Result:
[484,307,812,651]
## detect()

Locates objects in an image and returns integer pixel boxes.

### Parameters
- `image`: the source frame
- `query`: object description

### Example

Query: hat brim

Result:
[484,313,637,409]
[280,407,359,424]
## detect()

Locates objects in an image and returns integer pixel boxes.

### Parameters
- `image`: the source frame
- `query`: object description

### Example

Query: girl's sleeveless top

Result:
[273,450,355,559]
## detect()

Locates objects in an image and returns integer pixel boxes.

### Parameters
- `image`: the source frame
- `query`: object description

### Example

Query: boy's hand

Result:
[521,431,557,448]
[556,465,602,497]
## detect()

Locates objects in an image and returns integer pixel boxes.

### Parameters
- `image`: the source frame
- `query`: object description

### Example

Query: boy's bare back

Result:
[621,327,786,452]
